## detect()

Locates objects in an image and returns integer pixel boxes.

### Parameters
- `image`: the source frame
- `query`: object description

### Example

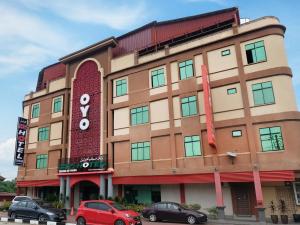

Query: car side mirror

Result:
[110,209,115,214]
[178,208,182,211]
[35,206,39,210]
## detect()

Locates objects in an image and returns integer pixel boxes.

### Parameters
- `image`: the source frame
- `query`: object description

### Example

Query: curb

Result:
[0,217,76,225]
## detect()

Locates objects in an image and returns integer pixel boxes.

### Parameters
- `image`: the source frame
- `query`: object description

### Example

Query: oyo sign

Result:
[79,93,90,130]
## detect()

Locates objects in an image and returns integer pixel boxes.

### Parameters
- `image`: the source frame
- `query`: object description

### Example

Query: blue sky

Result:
[0,0,299,180]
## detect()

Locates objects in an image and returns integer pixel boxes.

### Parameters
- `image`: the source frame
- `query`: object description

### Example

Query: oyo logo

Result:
[79,93,90,130]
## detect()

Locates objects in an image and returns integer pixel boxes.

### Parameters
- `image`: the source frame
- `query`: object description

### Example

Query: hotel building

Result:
[16,7,300,221]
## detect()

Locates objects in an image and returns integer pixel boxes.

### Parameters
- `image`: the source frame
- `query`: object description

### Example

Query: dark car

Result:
[8,200,66,222]
[142,202,207,224]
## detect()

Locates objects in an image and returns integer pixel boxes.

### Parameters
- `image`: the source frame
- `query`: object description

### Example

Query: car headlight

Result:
[124,213,131,218]
[46,212,55,216]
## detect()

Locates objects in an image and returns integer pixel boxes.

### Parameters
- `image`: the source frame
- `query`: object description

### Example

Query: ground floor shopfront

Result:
[17,170,300,221]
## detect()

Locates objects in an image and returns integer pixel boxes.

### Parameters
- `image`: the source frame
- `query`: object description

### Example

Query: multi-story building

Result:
[16,7,300,221]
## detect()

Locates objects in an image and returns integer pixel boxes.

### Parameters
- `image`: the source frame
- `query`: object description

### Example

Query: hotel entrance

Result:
[73,181,99,208]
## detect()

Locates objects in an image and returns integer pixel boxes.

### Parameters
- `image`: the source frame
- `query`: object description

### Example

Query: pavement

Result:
[0,211,298,225]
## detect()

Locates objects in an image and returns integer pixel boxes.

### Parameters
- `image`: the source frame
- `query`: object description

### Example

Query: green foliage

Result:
[98,195,104,200]
[0,179,16,193]
[44,194,58,202]
[107,196,113,201]
[206,206,218,219]
[0,201,11,211]
[278,199,287,215]
[125,204,145,213]
[269,200,277,214]
[52,201,63,209]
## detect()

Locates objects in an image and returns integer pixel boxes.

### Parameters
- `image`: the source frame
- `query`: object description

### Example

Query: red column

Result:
[180,184,186,204]
[253,170,263,206]
[214,171,224,207]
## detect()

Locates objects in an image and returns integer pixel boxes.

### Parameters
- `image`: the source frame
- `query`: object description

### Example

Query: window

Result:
[151,68,165,88]
[245,40,267,64]
[179,60,193,80]
[155,203,167,209]
[53,97,62,113]
[252,81,275,106]
[116,79,127,97]
[36,154,48,169]
[227,88,237,95]
[31,104,40,118]
[293,182,300,205]
[131,106,149,125]
[184,135,201,157]
[168,203,179,210]
[86,202,111,211]
[259,126,284,151]
[232,130,242,137]
[38,127,49,141]
[181,96,197,117]
[221,49,231,56]
[131,142,150,161]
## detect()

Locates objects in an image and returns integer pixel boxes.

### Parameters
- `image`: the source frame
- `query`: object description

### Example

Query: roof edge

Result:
[59,37,118,63]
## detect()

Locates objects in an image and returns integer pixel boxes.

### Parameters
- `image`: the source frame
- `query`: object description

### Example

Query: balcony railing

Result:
[58,154,107,173]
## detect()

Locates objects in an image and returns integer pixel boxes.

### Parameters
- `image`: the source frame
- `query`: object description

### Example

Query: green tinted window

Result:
[252,81,275,106]
[221,49,231,56]
[232,130,242,137]
[31,104,40,118]
[131,106,149,125]
[179,60,194,80]
[36,154,48,169]
[131,142,150,161]
[116,79,127,97]
[227,88,237,95]
[38,127,49,141]
[259,126,284,151]
[184,135,201,157]
[53,97,62,113]
[245,40,267,64]
[151,68,165,88]
[181,96,197,117]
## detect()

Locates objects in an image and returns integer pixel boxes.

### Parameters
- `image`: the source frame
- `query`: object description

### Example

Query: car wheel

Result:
[187,215,196,224]
[38,214,48,223]
[114,219,125,225]
[10,212,16,219]
[149,214,157,222]
[77,217,86,225]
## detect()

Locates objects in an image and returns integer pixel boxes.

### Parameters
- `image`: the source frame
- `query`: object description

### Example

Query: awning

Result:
[17,179,59,187]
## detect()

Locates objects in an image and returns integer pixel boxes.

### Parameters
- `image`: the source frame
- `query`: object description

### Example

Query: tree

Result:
[0,179,16,193]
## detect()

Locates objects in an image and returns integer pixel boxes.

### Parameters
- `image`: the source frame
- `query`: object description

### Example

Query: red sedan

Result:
[76,200,142,225]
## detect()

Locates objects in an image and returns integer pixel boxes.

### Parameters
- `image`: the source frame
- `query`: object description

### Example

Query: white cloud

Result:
[17,0,147,30]
[0,1,80,78]
[0,138,17,180]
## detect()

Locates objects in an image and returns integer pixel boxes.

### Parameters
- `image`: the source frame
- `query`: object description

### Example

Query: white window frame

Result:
[293,182,300,205]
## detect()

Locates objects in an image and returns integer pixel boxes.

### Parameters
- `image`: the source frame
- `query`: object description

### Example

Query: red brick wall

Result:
[70,61,101,158]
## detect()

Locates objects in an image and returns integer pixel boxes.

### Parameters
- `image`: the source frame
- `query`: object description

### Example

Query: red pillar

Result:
[214,171,224,207]
[253,170,263,206]
[180,184,186,204]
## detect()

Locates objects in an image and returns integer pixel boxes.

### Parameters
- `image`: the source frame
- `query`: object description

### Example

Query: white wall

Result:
[161,184,181,203]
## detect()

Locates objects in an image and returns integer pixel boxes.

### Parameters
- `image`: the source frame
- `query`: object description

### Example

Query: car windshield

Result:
[110,202,126,211]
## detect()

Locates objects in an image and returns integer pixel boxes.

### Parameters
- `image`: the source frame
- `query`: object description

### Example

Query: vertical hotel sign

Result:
[14,117,28,166]
[201,64,216,148]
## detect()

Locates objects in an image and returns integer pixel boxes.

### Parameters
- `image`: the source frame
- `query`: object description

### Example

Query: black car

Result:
[8,200,66,222]
[142,202,207,224]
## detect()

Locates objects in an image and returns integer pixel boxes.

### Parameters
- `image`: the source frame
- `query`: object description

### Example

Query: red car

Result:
[76,200,142,225]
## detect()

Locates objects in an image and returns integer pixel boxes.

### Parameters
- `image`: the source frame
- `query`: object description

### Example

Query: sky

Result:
[0,0,299,180]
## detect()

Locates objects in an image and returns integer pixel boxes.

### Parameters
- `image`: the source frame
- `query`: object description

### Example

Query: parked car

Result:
[12,196,33,204]
[142,201,207,224]
[8,200,66,222]
[76,200,142,225]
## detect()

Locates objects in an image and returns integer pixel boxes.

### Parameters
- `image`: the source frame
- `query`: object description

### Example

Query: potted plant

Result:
[270,200,278,224]
[278,199,288,224]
